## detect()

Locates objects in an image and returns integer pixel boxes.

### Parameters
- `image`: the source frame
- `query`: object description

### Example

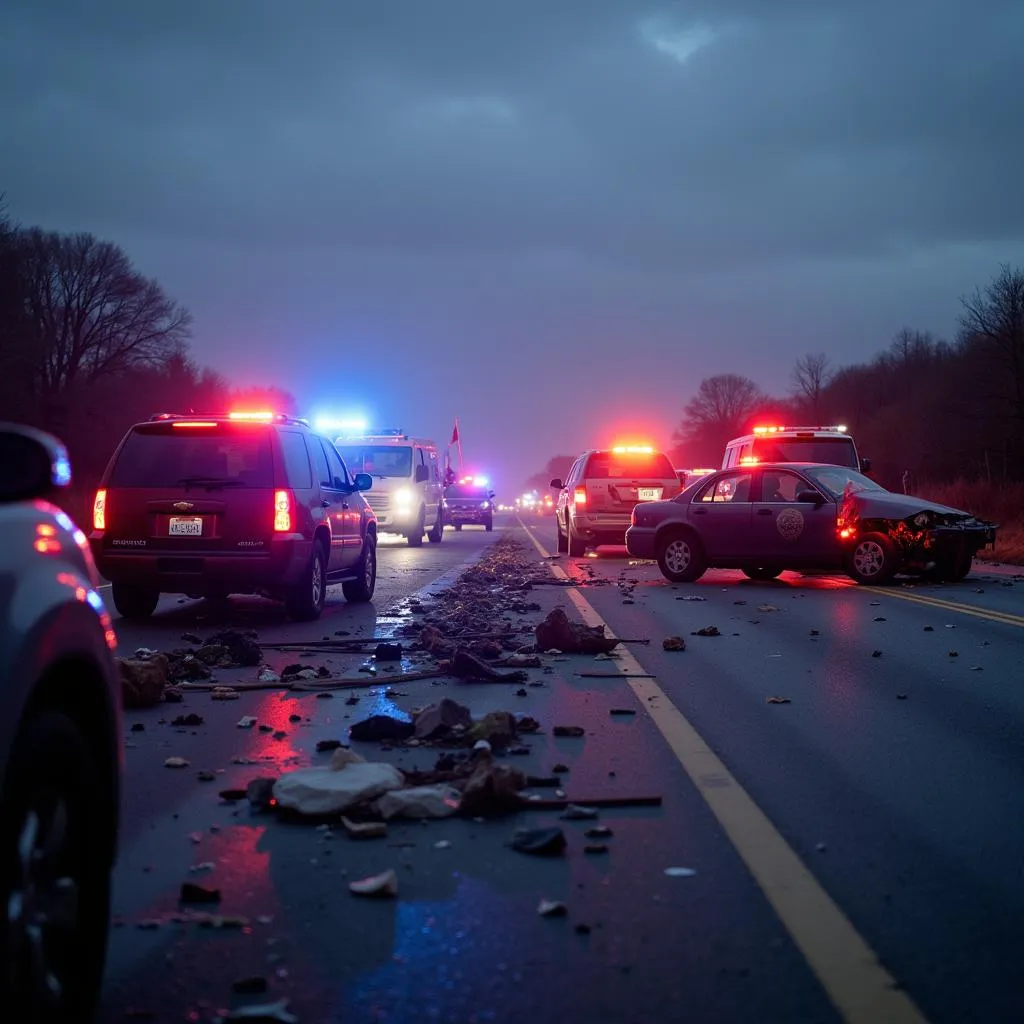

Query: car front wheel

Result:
[427,509,444,544]
[657,530,707,583]
[343,535,377,603]
[0,710,113,1024]
[846,532,898,584]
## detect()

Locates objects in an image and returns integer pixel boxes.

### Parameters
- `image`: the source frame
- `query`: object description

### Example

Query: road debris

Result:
[766,696,792,704]
[349,868,398,898]
[219,997,299,1022]
[511,827,567,856]
[662,636,686,651]
[535,607,621,655]
[665,867,697,877]
[179,882,221,904]
[538,899,568,917]
[693,626,721,637]
[272,759,405,816]
[164,757,190,768]
[341,816,388,839]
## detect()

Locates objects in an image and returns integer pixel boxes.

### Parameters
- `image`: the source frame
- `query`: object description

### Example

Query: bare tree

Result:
[18,228,191,397]
[674,374,765,463]
[789,352,833,421]
[959,265,1024,426]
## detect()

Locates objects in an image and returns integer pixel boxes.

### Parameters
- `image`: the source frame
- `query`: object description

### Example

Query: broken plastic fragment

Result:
[537,899,568,917]
[766,696,791,704]
[340,816,387,839]
[164,757,190,768]
[511,827,567,856]
[349,868,398,897]
[237,716,258,728]
[560,804,599,820]
[664,867,696,877]
[222,999,298,1022]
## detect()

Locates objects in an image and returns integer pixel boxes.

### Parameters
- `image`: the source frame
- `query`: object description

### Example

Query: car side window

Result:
[311,437,332,489]
[278,431,312,489]
[323,442,350,490]
[697,471,753,503]
[758,470,803,503]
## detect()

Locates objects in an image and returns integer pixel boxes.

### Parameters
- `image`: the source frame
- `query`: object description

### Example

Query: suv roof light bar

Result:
[149,412,310,427]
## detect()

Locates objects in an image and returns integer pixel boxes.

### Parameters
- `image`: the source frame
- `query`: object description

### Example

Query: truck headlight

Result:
[394,488,413,506]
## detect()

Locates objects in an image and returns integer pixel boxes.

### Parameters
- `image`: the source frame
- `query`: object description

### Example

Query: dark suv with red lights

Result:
[89,412,378,621]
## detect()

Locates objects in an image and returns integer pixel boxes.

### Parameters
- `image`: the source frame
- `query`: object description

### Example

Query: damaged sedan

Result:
[625,463,998,585]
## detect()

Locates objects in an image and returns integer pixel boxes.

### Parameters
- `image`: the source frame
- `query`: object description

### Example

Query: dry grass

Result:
[915,479,1024,565]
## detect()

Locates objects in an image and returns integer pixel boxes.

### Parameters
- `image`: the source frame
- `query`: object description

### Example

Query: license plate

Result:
[637,488,661,501]
[169,516,203,536]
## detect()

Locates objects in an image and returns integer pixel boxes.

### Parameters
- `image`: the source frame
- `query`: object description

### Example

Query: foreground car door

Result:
[689,470,755,559]
[750,469,839,564]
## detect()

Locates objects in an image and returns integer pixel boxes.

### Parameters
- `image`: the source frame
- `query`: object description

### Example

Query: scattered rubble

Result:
[535,607,620,655]
[662,636,686,651]
[349,868,398,898]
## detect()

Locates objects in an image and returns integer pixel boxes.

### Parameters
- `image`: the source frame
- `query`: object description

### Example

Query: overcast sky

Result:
[3,0,1023,490]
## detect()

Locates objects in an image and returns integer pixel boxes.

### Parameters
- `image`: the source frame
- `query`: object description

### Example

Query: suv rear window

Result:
[109,425,275,487]
[585,451,675,479]
[753,437,858,468]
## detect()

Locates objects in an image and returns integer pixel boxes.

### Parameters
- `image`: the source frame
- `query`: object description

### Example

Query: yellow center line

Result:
[860,586,1024,628]
[517,518,928,1024]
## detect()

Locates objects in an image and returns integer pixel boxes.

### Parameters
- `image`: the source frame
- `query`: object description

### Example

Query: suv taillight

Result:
[93,489,107,531]
[573,486,587,504]
[274,489,294,532]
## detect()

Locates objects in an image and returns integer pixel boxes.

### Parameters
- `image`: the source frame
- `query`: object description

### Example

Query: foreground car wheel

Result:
[556,517,568,554]
[1,710,112,1024]
[934,550,973,583]
[287,543,327,620]
[742,565,783,581]
[110,583,159,620]
[657,530,706,583]
[847,533,898,584]
[343,535,377,603]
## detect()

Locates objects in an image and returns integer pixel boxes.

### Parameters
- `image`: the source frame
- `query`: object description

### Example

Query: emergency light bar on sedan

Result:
[611,445,655,453]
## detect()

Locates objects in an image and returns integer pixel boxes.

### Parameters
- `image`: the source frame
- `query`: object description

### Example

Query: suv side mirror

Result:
[0,424,72,504]
[488,490,496,499]
[550,478,563,490]
[352,472,372,491]
[796,489,824,507]
[860,457,872,473]
[415,464,429,483]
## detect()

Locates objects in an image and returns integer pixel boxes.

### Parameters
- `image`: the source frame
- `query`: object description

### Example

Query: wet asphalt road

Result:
[98,516,1024,1023]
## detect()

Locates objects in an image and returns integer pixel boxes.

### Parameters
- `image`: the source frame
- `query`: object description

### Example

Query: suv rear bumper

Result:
[570,512,631,544]
[90,535,312,595]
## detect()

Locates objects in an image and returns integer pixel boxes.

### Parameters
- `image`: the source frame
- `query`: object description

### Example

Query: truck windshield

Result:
[334,444,413,478]
[754,437,859,469]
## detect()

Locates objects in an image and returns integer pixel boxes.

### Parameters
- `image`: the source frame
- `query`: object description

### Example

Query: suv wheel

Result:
[110,583,159,620]
[556,516,568,553]
[567,517,586,557]
[342,535,377,603]
[0,710,112,1023]
[484,516,493,532]
[427,509,444,544]
[287,543,327,620]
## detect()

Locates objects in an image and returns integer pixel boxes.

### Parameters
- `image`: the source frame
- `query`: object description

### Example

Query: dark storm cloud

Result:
[2,1,1023,487]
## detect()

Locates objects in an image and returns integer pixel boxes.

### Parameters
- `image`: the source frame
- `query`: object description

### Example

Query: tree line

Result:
[523,265,1024,494]
[0,196,295,489]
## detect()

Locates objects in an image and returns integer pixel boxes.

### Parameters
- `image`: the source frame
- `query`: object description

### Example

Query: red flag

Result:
[450,420,459,445]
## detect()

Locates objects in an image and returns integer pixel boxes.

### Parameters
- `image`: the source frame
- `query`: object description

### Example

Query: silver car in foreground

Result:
[626,463,997,585]
[0,423,121,1022]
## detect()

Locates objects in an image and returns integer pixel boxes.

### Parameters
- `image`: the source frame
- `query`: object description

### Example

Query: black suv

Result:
[443,481,496,531]
[89,411,378,621]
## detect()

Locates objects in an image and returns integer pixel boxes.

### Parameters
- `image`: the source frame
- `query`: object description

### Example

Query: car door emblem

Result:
[173,501,194,511]
[776,508,805,540]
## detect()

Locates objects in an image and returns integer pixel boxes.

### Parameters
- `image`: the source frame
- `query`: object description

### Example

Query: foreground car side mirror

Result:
[415,464,429,483]
[352,472,373,491]
[860,457,872,473]
[0,423,72,503]
[796,489,825,507]
[550,478,563,489]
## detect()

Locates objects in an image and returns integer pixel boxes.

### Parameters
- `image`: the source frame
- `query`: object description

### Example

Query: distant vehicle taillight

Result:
[274,490,294,532]
[573,486,587,505]
[93,488,107,531]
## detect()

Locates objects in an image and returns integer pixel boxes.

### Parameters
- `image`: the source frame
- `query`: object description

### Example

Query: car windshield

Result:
[446,485,489,500]
[804,465,887,499]
[753,437,859,468]
[586,451,675,479]
[109,426,274,487]
[334,444,413,478]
